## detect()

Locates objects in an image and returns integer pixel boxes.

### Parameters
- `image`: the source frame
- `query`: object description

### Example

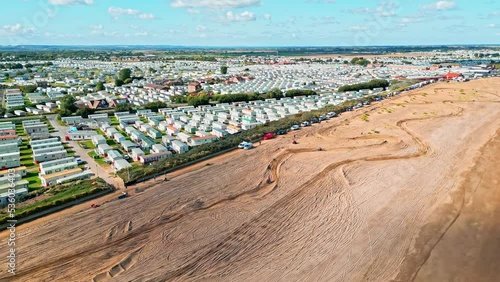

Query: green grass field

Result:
[19,143,35,168]
[79,140,94,149]
[15,124,26,136]
[88,151,109,167]
[0,179,111,224]
[110,116,119,126]
[25,170,42,190]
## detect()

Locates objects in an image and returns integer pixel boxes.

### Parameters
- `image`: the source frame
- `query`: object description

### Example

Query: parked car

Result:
[117,192,128,200]
[276,129,288,135]
[300,121,310,127]
[318,115,326,121]
[326,112,337,118]
[310,117,319,123]
[262,133,275,140]
[243,143,253,150]
[238,141,251,149]
[76,158,84,165]
[290,124,300,131]
[123,155,130,160]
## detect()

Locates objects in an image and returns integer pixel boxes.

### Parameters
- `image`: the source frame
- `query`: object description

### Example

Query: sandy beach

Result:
[1,78,499,282]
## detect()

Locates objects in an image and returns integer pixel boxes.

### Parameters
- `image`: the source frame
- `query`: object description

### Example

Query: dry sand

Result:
[1,78,499,282]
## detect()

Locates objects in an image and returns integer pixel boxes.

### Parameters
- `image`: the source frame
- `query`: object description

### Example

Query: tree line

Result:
[170,89,318,107]
[338,79,389,92]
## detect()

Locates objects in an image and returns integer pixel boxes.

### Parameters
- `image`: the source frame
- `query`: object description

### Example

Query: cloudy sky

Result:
[1,0,499,46]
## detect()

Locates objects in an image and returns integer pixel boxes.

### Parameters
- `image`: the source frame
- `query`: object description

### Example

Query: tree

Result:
[263,88,283,99]
[95,81,105,92]
[338,79,389,92]
[115,79,124,87]
[75,107,95,118]
[118,68,132,81]
[187,94,210,107]
[18,84,37,93]
[350,57,371,67]
[59,95,77,113]
[170,95,188,104]
[114,103,132,112]
[143,101,168,111]
[220,65,228,75]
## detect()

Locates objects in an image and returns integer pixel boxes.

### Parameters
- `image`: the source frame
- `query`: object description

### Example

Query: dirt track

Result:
[1,78,500,282]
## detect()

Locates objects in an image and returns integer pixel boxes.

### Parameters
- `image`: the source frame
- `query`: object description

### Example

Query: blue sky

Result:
[1,0,499,46]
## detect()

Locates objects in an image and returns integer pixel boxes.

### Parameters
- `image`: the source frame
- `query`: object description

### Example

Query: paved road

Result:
[46,114,125,189]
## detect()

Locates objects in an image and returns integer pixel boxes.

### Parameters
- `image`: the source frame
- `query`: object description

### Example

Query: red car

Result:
[262,133,275,140]
[90,203,100,208]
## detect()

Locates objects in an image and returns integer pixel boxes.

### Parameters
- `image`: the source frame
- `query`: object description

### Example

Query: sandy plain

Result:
[1,78,499,282]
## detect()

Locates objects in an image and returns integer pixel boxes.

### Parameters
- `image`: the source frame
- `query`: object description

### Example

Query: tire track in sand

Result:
[156,102,465,281]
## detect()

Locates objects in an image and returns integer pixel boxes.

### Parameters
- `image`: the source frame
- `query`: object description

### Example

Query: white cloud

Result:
[263,14,271,20]
[2,24,36,35]
[138,13,155,20]
[400,17,424,23]
[90,24,103,30]
[49,0,93,5]
[422,1,457,11]
[108,6,139,17]
[345,2,399,17]
[196,25,208,31]
[486,24,497,28]
[350,26,369,31]
[108,7,155,20]
[216,11,256,22]
[170,0,261,9]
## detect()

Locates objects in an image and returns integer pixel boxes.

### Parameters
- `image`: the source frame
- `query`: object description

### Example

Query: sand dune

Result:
[1,78,499,282]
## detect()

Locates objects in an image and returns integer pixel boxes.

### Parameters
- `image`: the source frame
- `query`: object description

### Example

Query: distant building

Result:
[188,82,201,93]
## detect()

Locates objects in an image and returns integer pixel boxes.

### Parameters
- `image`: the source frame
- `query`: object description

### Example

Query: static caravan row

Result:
[30,137,59,146]
[0,152,21,169]
[33,150,68,164]
[139,151,172,165]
